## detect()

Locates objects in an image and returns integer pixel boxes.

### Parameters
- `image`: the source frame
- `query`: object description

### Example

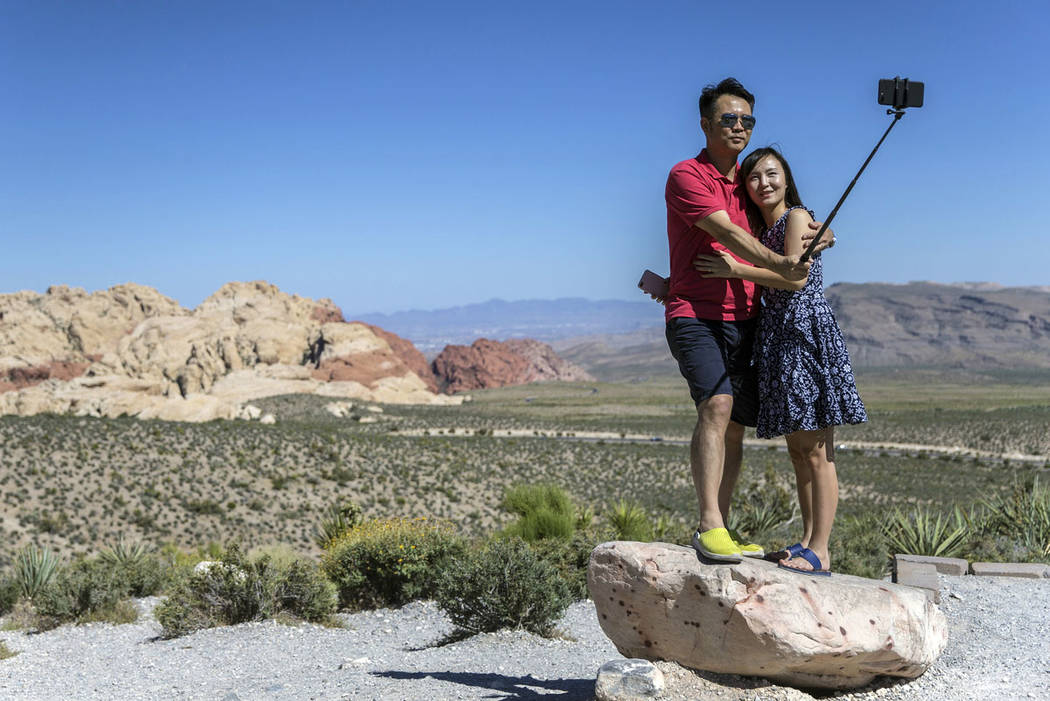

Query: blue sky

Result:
[2,1,1048,315]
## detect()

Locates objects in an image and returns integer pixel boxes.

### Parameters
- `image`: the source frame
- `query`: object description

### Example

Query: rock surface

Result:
[594,658,665,700]
[0,281,460,421]
[431,338,593,393]
[588,541,948,690]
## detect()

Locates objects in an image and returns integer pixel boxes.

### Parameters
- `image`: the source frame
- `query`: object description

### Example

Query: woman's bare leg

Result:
[786,439,814,548]
[782,427,837,570]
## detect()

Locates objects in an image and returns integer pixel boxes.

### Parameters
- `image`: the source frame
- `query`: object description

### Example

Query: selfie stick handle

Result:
[799,109,905,263]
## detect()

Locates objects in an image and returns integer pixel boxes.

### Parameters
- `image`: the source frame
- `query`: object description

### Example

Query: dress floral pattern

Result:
[754,207,867,439]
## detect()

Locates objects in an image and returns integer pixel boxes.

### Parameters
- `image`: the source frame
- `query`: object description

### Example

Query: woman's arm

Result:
[694,250,805,290]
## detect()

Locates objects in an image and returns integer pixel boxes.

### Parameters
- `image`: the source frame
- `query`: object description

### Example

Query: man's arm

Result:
[694,211,809,281]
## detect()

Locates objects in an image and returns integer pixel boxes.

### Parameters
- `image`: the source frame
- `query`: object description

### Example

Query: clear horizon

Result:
[3,1,1048,315]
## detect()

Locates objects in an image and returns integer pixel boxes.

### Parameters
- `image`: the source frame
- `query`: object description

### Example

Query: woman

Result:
[694,146,867,576]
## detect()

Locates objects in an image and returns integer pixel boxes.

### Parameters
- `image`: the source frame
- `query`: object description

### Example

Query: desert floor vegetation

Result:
[0,369,1046,590]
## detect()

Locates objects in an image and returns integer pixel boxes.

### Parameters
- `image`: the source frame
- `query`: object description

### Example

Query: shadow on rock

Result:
[373,670,593,699]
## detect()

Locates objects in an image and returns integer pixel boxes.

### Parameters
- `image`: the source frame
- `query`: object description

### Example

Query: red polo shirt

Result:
[664,150,759,322]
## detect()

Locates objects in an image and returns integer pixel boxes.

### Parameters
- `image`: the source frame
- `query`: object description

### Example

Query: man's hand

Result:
[694,250,738,279]
[800,220,836,256]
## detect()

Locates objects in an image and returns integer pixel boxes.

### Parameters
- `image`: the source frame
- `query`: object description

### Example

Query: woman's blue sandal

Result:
[767,542,804,562]
[777,547,832,577]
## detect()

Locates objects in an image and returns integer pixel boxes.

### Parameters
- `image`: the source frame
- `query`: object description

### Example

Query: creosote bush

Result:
[320,517,463,611]
[155,543,336,638]
[0,576,19,616]
[527,525,611,600]
[32,556,140,630]
[436,537,572,637]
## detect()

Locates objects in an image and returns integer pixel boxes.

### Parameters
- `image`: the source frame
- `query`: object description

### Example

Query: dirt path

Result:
[393,426,1049,465]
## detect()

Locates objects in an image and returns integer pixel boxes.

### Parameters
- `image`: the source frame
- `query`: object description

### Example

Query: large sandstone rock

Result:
[0,280,460,421]
[0,283,183,386]
[360,322,439,393]
[431,337,594,393]
[588,541,947,690]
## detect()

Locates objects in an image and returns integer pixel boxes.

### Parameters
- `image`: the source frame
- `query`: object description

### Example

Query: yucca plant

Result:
[652,514,675,542]
[982,479,1050,556]
[15,545,61,600]
[729,464,795,540]
[884,506,970,558]
[100,538,150,567]
[312,501,363,549]
[608,499,652,542]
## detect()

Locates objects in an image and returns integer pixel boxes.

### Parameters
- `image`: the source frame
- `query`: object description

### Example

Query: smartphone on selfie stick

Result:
[799,77,924,263]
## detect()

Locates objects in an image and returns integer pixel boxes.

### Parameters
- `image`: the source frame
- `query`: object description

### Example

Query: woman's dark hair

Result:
[740,146,804,233]
[698,78,755,121]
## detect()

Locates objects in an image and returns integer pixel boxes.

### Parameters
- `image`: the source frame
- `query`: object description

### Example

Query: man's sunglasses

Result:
[718,112,756,129]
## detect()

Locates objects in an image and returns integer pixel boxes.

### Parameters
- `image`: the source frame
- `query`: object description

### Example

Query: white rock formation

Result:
[0,280,461,421]
[588,541,948,690]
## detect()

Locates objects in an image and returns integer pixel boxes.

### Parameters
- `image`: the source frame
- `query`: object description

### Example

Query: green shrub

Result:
[502,484,576,542]
[100,539,170,597]
[607,499,652,542]
[0,576,19,616]
[272,560,338,623]
[14,545,60,600]
[981,479,1050,559]
[435,538,572,637]
[312,501,364,549]
[320,517,463,610]
[528,526,609,600]
[0,641,17,660]
[831,513,892,579]
[155,544,270,637]
[32,557,138,630]
[729,465,795,542]
[884,506,969,559]
[155,543,337,638]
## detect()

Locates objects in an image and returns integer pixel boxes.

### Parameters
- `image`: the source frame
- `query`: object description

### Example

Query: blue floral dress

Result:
[754,207,867,438]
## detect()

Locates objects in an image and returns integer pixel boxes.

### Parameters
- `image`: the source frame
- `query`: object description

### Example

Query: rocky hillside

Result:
[554,282,1050,380]
[0,281,460,422]
[825,282,1050,368]
[0,282,595,421]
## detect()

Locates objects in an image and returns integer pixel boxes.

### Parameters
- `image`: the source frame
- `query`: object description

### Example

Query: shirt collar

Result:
[696,149,740,184]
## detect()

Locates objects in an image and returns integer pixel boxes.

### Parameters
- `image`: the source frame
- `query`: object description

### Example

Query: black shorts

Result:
[665,316,759,427]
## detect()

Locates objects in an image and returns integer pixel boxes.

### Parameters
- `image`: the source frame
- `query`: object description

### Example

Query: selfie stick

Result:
[798,109,907,263]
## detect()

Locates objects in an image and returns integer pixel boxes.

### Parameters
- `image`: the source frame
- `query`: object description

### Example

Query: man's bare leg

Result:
[720,421,745,524]
[692,393,734,533]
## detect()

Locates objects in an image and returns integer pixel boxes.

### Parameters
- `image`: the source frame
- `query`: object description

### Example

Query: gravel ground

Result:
[0,575,1047,700]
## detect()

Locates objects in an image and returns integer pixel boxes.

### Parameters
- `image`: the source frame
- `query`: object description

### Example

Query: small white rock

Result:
[595,658,664,701]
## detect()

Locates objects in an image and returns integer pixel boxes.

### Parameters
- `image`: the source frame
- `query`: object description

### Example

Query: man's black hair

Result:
[698,78,755,121]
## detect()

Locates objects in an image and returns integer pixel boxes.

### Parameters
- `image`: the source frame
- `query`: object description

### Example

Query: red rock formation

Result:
[0,360,93,394]
[311,349,410,388]
[431,338,592,393]
[359,323,439,392]
[311,303,345,324]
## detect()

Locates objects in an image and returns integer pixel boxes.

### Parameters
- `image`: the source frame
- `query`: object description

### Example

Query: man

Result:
[663,77,831,562]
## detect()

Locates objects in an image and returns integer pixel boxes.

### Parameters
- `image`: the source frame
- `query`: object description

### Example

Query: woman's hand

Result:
[693,250,738,278]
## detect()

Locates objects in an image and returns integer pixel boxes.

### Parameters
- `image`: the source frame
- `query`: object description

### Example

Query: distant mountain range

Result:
[356,282,1050,379]
[353,297,663,355]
